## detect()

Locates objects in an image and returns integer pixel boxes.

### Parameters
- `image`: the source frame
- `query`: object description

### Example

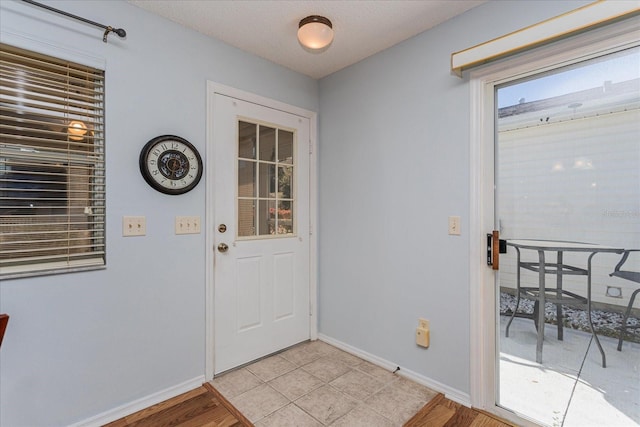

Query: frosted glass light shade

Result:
[68,120,88,141]
[298,16,333,50]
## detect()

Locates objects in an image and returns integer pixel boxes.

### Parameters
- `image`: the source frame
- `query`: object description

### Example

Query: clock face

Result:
[139,135,203,195]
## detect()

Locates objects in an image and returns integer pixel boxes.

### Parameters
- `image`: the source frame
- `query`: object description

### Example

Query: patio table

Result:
[504,239,623,367]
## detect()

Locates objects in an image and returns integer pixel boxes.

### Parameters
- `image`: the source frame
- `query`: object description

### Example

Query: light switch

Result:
[448,216,461,235]
[123,216,146,237]
[175,216,201,235]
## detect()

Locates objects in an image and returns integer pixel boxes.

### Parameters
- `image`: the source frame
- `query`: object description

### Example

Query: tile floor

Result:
[500,316,640,426]
[210,340,438,426]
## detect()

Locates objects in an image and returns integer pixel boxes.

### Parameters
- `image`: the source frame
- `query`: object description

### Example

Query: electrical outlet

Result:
[123,216,146,237]
[416,318,430,348]
[448,216,461,235]
[176,216,201,235]
[416,327,430,347]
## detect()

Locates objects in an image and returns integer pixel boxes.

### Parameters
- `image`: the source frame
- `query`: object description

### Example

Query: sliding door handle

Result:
[487,231,506,270]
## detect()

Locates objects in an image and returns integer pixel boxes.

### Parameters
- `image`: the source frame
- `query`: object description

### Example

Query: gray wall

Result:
[317,0,591,396]
[0,1,317,426]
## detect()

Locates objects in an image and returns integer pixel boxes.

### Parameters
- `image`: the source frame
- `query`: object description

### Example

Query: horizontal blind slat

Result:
[0,97,103,118]
[0,253,106,267]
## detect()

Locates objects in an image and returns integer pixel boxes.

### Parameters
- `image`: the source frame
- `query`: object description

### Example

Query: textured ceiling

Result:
[128,1,486,79]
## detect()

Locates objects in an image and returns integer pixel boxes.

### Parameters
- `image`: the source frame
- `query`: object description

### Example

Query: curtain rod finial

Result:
[103,26,127,43]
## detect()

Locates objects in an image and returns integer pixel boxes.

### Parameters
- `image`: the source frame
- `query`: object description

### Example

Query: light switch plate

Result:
[175,216,201,235]
[448,216,461,235]
[123,216,146,237]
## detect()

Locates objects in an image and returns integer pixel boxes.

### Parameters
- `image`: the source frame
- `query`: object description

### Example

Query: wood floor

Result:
[104,383,251,427]
[106,384,514,427]
[404,393,515,427]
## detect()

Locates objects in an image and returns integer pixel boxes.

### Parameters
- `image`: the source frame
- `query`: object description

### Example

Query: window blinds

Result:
[0,43,106,278]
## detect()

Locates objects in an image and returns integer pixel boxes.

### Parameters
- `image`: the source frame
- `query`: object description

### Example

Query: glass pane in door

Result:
[237,120,296,239]
[495,47,640,426]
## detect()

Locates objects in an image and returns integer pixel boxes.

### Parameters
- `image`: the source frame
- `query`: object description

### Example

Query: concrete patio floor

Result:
[499,315,639,427]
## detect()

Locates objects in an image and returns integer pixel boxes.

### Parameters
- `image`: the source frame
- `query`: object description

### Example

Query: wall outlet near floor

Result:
[123,216,146,237]
[416,318,430,348]
[175,216,201,235]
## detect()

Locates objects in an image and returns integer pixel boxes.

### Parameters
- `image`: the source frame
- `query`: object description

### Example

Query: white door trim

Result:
[205,82,318,380]
[469,18,639,424]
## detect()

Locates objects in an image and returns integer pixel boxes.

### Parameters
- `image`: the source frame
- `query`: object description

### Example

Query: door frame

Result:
[204,82,318,380]
[469,19,639,424]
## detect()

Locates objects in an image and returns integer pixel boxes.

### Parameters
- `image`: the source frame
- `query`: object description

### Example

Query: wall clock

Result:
[139,135,203,195]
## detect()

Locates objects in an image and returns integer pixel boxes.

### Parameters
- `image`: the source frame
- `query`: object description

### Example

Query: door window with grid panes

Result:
[237,120,294,238]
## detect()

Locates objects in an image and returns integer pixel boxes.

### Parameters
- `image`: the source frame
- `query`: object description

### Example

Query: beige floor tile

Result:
[393,376,438,402]
[330,349,366,367]
[230,384,289,423]
[295,385,358,425]
[215,342,439,426]
[255,403,323,427]
[246,354,297,382]
[306,340,342,356]
[329,369,385,401]
[365,383,429,425]
[280,343,327,366]
[269,368,324,401]
[356,360,399,385]
[210,368,263,399]
[302,357,352,383]
[330,404,395,427]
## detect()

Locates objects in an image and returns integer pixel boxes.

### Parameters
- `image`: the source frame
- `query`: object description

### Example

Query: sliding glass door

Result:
[494,47,640,426]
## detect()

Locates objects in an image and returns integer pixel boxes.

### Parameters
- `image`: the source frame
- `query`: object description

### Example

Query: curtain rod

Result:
[21,0,126,43]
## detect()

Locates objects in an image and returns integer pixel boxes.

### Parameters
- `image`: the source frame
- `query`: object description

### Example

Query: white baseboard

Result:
[318,334,471,407]
[69,375,206,427]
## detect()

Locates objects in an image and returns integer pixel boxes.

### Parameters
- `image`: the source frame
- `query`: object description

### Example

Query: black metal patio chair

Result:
[609,250,640,351]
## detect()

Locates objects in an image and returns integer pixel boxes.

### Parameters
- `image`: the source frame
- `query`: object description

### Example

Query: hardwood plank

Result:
[475,409,519,427]
[127,393,227,427]
[422,404,456,426]
[104,385,249,427]
[404,393,513,427]
[204,382,254,427]
[405,394,455,426]
[469,413,509,427]
[443,404,480,427]
[177,405,240,427]
[112,386,208,425]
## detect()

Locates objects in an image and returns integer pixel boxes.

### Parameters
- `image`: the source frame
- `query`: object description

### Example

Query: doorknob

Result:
[217,243,229,253]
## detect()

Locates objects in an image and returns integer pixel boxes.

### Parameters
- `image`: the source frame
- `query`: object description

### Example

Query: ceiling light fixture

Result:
[298,15,333,50]
[68,120,88,141]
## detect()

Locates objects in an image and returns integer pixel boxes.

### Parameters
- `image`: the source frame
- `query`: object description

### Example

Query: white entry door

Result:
[212,93,311,374]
